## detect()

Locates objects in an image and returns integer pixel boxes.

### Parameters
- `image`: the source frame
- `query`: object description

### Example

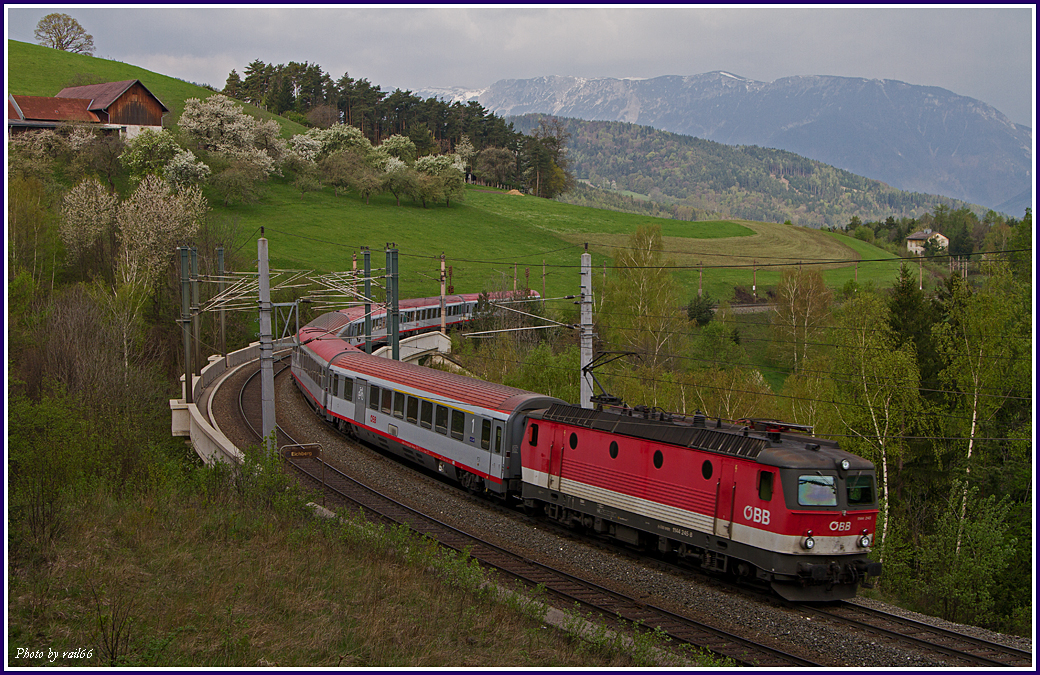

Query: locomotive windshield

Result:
[846,474,875,506]
[797,475,837,506]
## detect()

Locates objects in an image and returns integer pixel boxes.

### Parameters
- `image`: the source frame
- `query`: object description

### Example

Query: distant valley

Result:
[416,73,1033,216]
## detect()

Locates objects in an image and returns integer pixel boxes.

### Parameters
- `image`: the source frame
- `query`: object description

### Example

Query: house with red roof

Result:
[8,79,168,138]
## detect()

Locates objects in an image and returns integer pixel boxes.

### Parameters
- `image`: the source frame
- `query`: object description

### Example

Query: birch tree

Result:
[932,265,1021,552]
[832,292,922,555]
[771,268,832,372]
[600,225,685,370]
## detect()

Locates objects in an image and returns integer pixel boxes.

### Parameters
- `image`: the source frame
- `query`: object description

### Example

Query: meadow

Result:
[216,181,903,305]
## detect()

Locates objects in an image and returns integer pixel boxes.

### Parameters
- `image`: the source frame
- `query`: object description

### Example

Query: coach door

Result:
[353,378,368,424]
[714,461,739,539]
[489,420,505,480]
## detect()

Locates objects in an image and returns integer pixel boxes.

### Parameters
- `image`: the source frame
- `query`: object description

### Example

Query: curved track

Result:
[227,358,1032,669]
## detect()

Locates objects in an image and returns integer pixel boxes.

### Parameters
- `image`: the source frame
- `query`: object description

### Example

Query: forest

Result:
[508,116,991,229]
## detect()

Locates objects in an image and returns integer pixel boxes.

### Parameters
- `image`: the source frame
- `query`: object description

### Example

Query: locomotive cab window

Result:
[846,474,876,507]
[757,471,774,501]
[798,474,837,507]
[528,423,539,446]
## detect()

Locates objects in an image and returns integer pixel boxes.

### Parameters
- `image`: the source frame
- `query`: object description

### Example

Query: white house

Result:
[906,229,949,255]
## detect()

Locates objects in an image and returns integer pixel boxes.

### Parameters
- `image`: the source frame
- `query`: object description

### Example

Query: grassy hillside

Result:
[7,39,305,135]
[218,181,903,304]
[8,37,902,301]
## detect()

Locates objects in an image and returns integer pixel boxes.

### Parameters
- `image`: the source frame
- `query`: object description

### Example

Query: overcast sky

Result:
[5,5,1035,126]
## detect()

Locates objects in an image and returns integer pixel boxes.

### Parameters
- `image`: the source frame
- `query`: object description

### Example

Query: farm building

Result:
[7,79,167,138]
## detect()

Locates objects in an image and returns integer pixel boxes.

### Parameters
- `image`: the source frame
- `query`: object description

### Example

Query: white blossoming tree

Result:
[415,153,466,207]
[164,149,211,191]
[60,177,118,276]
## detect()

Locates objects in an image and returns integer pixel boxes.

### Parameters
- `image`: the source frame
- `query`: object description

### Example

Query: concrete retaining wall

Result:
[170,337,294,466]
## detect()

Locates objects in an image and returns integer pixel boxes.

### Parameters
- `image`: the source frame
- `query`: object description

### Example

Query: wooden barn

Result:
[7,79,168,138]
[56,79,168,136]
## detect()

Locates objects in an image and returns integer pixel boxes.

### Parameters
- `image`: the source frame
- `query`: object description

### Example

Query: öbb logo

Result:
[743,505,770,525]
[829,521,851,532]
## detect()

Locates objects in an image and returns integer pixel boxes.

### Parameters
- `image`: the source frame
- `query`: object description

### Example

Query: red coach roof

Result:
[304,335,557,413]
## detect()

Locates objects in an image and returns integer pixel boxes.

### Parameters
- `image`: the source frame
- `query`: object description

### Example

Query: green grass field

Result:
[219,181,902,304]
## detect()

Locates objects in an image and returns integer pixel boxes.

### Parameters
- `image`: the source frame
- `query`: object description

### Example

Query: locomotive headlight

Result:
[858,530,871,548]
[840,458,851,471]
[803,530,815,550]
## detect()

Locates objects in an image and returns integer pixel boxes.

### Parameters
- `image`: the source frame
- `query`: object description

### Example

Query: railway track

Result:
[803,601,1033,668]
[227,358,1032,668]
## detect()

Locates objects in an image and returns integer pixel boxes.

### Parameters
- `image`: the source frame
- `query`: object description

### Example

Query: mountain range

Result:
[415,73,1033,216]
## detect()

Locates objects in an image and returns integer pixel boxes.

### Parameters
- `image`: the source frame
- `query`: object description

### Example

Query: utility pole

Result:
[752,259,757,302]
[363,247,372,354]
[217,246,226,360]
[440,253,447,333]
[698,261,703,297]
[258,231,276,447]
[191,247,203,376]
[387,244,399,360]
[580,244,594,409]
[179,247,192,404]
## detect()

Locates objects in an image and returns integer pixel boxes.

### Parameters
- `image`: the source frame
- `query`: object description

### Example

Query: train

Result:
[291,294,883,601]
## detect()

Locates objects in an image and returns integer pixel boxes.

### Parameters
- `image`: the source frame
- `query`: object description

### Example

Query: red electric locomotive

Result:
[520,404,882,601]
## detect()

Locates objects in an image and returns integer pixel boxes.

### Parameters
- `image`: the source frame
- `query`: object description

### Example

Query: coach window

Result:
[369,385,381,411]
[420,400,433,429]
[406,396,419,424]
[481,419,491,450]
[343,378,354,401]
[435,405,449,435]
[392,391,405,419]
[450,410,465,441]
[494,426,503,455]
[528,423,539,446]
[701,459,713,480]
[758,471,774,501]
